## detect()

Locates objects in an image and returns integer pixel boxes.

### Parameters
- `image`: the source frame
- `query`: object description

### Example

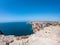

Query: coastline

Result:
[0,21,60,45]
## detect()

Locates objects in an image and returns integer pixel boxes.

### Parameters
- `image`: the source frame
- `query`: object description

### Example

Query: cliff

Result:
[0,21,60,45]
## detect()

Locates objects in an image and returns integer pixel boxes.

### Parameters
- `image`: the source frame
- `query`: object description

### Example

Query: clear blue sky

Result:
[0,0,60,22]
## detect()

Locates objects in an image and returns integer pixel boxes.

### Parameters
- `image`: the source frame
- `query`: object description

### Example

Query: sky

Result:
[0,0,60,22]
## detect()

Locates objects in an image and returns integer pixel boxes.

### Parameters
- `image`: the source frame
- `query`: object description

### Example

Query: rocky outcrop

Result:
[0,35,15,45]
[0,35,29,45]
[29,21,60,32]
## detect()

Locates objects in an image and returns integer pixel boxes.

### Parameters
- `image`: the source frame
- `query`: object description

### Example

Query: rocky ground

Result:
[0,21,60,45]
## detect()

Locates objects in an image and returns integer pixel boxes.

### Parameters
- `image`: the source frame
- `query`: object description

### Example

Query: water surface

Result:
[0,22,33,36]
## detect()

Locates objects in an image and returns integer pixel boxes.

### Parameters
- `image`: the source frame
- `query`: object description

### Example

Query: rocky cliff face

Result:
[29,21,60,32]
[0,21,60,45]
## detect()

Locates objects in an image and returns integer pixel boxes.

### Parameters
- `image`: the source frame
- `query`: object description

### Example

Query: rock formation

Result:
[29,21,60,32]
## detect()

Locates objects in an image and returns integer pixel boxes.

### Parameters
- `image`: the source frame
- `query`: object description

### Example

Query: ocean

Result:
[0,22,33,36]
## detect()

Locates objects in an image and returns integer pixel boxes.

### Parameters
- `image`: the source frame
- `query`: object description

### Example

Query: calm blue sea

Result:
[0,22,33,36]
